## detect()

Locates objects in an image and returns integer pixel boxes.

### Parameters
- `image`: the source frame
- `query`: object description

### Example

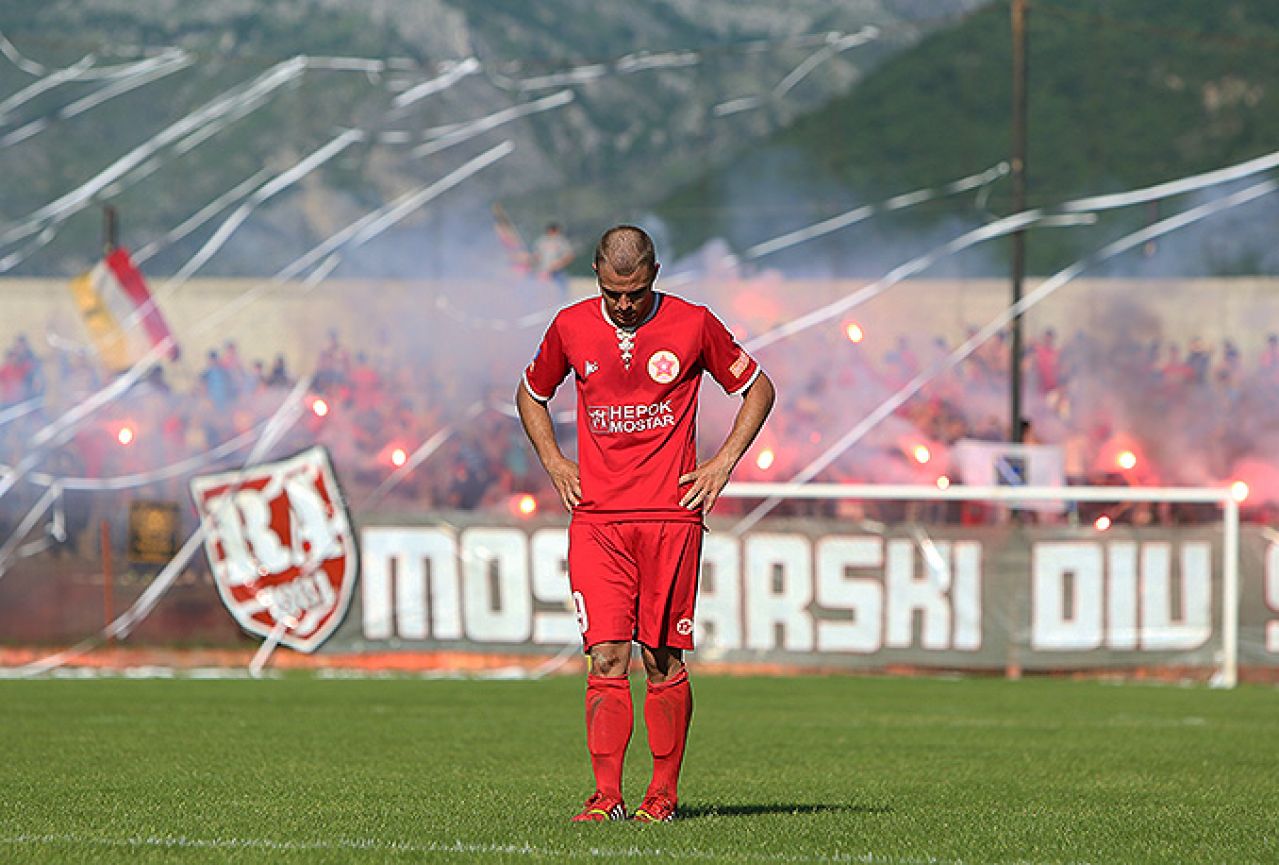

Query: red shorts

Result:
[567,520,703,652]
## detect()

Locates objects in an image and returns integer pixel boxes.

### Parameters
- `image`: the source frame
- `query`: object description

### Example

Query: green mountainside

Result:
[0,0,979,277]
[653,0,1279,275]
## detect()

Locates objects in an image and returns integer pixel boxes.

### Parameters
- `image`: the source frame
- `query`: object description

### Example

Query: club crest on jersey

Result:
[190,446,358,654]
[647,350,680,384]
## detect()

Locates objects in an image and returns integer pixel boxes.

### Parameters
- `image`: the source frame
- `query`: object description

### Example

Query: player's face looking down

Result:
[595,260,659,329]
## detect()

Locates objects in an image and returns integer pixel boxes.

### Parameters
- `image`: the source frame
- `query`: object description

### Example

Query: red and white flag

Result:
[68,247,178,371]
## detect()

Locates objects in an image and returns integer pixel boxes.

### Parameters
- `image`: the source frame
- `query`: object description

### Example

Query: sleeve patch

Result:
[729,350,750,379]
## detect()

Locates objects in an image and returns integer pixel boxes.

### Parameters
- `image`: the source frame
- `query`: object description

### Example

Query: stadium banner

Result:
[328,514,1279,672]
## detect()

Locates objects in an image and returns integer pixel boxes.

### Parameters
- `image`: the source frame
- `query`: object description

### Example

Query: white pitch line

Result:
[0,833,977,865]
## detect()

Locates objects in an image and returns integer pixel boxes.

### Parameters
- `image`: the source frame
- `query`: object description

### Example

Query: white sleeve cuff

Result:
[728,365,762,397]
[522,371,553,403]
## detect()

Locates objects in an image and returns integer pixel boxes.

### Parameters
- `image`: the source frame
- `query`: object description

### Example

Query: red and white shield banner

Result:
[190,447,357,653]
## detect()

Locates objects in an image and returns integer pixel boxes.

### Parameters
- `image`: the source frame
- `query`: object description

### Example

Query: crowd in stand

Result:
[1,318,1277,555]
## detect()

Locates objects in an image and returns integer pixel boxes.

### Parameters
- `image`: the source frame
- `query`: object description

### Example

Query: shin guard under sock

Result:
[644,668,692,800]
[585,675,633,799]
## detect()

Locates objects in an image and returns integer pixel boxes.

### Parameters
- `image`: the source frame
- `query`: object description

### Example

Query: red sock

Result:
[644,668,693,801]
[585,675,632,800]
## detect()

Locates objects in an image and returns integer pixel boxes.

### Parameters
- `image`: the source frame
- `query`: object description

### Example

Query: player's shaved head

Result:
[594,225,656,276]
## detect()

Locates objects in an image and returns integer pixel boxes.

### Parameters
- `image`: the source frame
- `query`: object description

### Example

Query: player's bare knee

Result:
[640,645,684,683]
[588,642,630,677]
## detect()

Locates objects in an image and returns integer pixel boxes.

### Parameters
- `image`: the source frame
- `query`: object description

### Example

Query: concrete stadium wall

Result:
[1,276,1271,389]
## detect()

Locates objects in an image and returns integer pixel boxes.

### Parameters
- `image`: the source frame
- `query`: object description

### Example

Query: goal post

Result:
[721,483,1242,688]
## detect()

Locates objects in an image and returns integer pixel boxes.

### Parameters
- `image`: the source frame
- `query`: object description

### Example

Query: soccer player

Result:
[516,225,775,823]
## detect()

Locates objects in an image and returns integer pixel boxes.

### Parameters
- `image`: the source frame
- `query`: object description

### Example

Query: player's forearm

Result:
[515,383,567,470]
[711,372,775,471]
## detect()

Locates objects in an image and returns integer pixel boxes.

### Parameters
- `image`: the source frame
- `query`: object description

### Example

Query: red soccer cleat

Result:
[571,791,627,822]
[631,792,677,823]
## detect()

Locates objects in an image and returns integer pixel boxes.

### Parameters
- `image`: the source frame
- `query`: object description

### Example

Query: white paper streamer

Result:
[2,378,313,676]
[0,483,61,577]
[0,141,514,507]
[729,180,1279,535]
[742,209,1089,354]
[713,27,878,116]
[743,162,1009,259]
[432,293,560,332]
[513,64,608,92]
[271,140,515,286]
[0,31,48,75]
[0,396,42,429]
[411,90,572,157]
[0,56,307,255]
[1061,149,1279,213]
[0,50,194,149]
[365,402,484,508]
[392,57,481,109]
[492,29,855,93]
[14,423,267,492]
[133,169,271,263]
[0,224,57,273]
[435,163,1009,334]
[306,57,386,74]
[0,55,97,123]
[148,127,364,299]
[616,51,700,74]
[772,27,879,101]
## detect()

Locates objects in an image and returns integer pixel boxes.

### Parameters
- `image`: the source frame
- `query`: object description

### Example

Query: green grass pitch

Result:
[1,673,1276,863]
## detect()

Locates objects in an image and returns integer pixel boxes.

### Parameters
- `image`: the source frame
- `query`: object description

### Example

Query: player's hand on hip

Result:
[548,456,582,511]
[679,459,732,513]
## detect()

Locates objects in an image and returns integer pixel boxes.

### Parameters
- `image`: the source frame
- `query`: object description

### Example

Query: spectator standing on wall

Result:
[531,222,575,300]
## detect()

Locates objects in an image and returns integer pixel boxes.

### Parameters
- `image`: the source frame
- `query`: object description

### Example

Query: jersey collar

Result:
[599,291,662,332]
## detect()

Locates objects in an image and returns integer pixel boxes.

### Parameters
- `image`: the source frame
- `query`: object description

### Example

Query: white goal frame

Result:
[722,483,1241,688]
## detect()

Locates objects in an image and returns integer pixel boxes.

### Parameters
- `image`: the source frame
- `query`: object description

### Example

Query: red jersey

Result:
[523,292,760,522]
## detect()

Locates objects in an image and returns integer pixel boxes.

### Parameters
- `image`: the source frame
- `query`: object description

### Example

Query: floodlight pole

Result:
[1009,0,1029,443]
